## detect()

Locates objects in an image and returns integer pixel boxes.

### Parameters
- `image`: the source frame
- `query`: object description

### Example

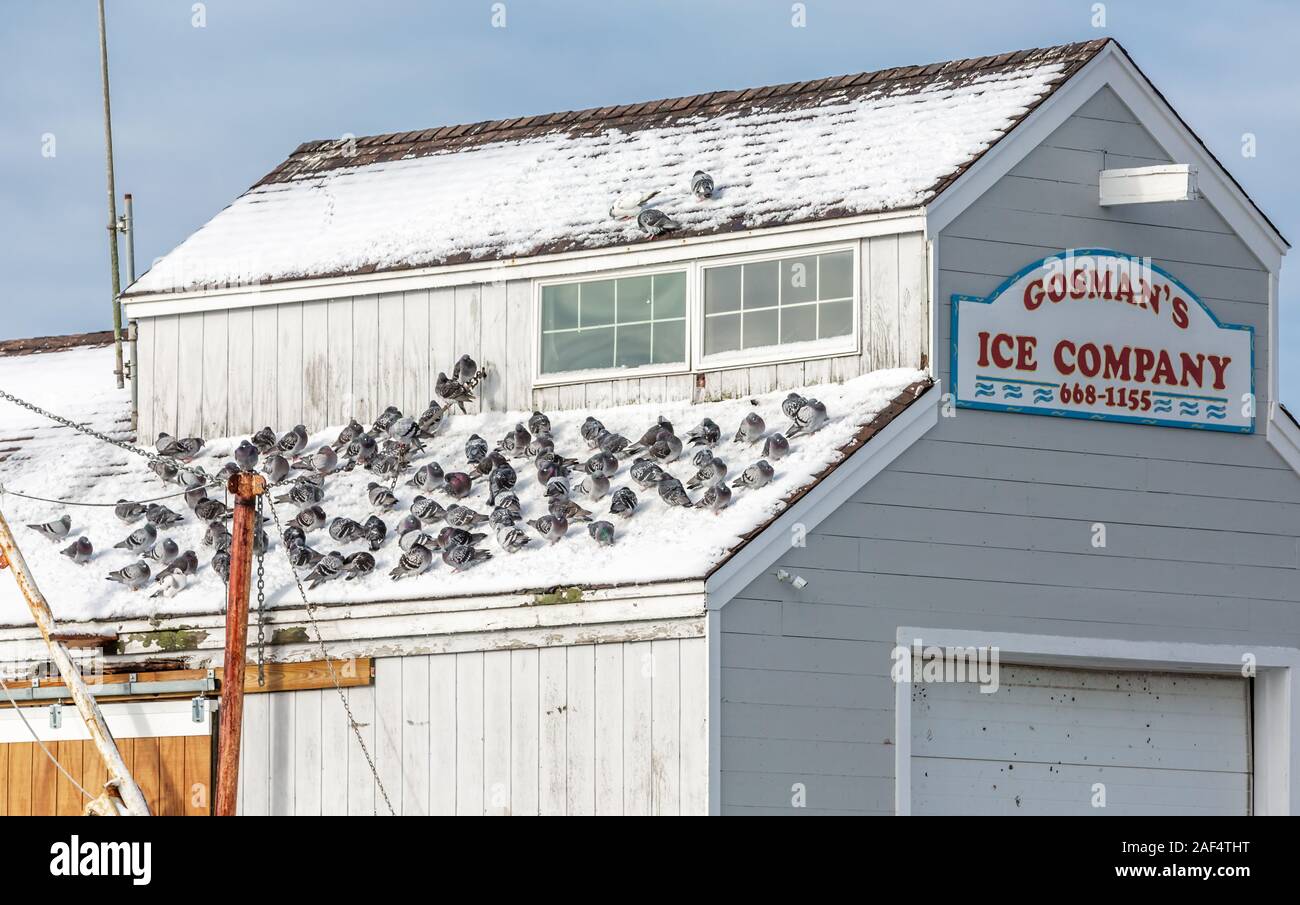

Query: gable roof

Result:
[126,40,1108,297]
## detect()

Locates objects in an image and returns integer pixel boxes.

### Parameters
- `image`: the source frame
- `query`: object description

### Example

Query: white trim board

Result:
[893,626,1300,816]
[0,697,213,744]
[1267,403,1300,478]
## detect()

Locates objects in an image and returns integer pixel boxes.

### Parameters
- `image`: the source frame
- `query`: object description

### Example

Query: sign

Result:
[952,249,1254,433]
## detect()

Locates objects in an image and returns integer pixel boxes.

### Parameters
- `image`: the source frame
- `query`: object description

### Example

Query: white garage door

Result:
[911,664,1251,815]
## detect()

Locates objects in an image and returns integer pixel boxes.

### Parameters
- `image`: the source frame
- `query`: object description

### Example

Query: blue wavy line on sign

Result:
[1206,410,1226,420]
[1001,385,1023,399]
[1153,399,1173,413]
[1179,401,1200,416]
[974,381,994,398]
[1032,388,1054,403]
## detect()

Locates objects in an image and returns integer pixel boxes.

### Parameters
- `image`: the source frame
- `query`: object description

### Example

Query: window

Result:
[702,249,854,359]
[540,271,687,375]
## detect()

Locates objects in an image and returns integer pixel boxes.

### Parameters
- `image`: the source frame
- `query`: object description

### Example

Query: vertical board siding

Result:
[226,309,253,437]
[175,313,206,438]
[276,302,303,429]
[251,306,278,432]
[401,290,432,415]
[353,294,381,428]
[198,311,228,439]
[236,639,707,815]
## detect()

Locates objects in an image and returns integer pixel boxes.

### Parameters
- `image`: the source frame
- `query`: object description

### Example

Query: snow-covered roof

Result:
[127,40,1107,296]
[0,341,927,628]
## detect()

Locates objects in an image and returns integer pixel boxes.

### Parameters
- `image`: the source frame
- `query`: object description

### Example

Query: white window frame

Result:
[532,264,693,388]
[692,242,860,371]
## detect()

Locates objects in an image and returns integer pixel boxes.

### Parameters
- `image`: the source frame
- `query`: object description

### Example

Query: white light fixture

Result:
[774,569,809,590]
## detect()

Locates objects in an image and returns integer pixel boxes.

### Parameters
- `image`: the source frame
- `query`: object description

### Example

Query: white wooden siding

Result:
[137,233,926,438]
[235,638,708,815]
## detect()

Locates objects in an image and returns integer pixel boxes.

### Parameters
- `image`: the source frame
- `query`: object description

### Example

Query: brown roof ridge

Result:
[0,330,116,357]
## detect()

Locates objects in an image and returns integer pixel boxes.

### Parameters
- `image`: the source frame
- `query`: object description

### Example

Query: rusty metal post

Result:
[215,471,266,816]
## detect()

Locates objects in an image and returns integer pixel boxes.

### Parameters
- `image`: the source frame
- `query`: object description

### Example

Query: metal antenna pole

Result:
[97,0,125,390]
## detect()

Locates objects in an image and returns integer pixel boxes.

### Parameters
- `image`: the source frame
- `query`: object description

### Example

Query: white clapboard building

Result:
[2,38,1298,816]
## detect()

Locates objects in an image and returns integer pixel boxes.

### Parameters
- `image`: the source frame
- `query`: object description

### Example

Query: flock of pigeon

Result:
[24,350,830,600]
[611,170,715,236]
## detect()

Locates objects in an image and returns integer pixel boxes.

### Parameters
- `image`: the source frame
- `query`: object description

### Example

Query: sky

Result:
[1,0,1297,399]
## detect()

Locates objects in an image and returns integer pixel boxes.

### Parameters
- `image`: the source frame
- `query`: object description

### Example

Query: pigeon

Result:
[489,506,517,530]
[261,454,290,483]
[416,404,446,438]
[527,513,568,544]
[637,208,679,237]
[234,440,260,472]
[389,543,434,580]
[184,486,209,511]
[733,412,766,444]
[411,496,446,522]
[150,570,188,599]
[434,526,485,550]
[574,473,610,501]
[630,457,667,488]
[580,416,606,447]
[275,481,325,506]
[474,450,508,479]
[396,514,422,537]
[203,521,230,548]
[445,505,489,529]
[691,448,716,468]
[293,445,339,475]
[329,517,364,544]
[441,472,473,499]
[193,497,228,523]
[693,482,732,515]
[60,536,93,565]
[497,423,532,459]
[336,419,365,448]
[348,433,379,466]
[609,487,638,519]
[528,411,551,436]
[387,416,419,446]
[465,434,489,465]
[629,416,674,453]
[495,493,521,519]
[362,516,387,551]
[786,398,828,438]
[525,432,555,459]
[306,551,346,589]
[368,452,400,477]
[148,459,179,484]
[155,433,181,457]
[211,551,231,583]
[399,530,435,553]
[145,537,180,565]
[596,431,631,456]
[214,461,240,484]
[443,543,492,571]
[342,551,376,580]
[281,525,306,549]
[115,499,146,524]
[213,533,232,555]
[609,188,659,220]
[782,392,809,420]
[496,524,532,553]
[587,520,616,547]
[286,543,324,568]
[171,436,205,461]
[114,523,157,555]
[293,505,328,533]
[107,561,152,591]
[367,482,398,511]
[549,498,594,523]
[435,372,475,413]
[276,424,309,456]
[648,431,684,464]
[544,475,571,500]
[691,170,715,200]
[761,432,790,461]
[535,453,573,484]
[453,354,479,385]
[407,462,445,492]
[731,460,775,491]
[250,426,278,453]
[686,455,728,489]
[657,476,693,508]
[27,515,71,541]
[178,466,209,490]
[372,405,402,434]
[487,464,517,506]
[155,550,199,583]
[585,451,618,478]
[685,417,721,448]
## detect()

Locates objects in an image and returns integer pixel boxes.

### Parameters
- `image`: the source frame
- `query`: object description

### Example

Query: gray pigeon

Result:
[527,513,568,544]
[637,208,679,237]
[293,445,339,475]
[251,426,278,454]
[761,432,790,461]
[686,417,721,447]
[156,550,199,582]
[416,404,445,438]
[453,354,478,385]
[785,399,828,438]
[276,424,309,456]
[731,460,775,491]
[436,526,485,551]
[609,188,659,220]
[489,506,517,530]
[585,451,618,478]
[154,432,181,456]
[441,472,473,499]
[487,464,517,507]
[27,514,71,541]
[580,416,606,447]
[549,498,594,523]
[115,499,145,523]
[574,473,610,501]
[445,505,488,529]
[306,551,346,589]
[343,551,375,580]
[733,412,765,444]
[399,530,435,553]
[234,440,260,472]
[275,481,325,506]
[657,476,693,508]
[629,416,674,453]
[649,431,684,464]
[215,461,240,484]
[395,514,421,537]
[686,455,728,489]
[691,170,715,200]
[106,560,151,591]
[335,418,364,448]
[114,523,158,555]
[178,466,209,490]
[329,517,364,544]
[203,520,229,548]
[293,505,328,533]
[367,482,398,511]
[148,459,179,483]
[587,520,616,547]
[609,487,638,519]
[287,543,324,569]
[691,447,716,468]
[693,482,732,514]
[442,543,492,572]
[495,493,521,519]
[497,423,532,459]
[545,475,571,500]
[465,434,489,464]
[389,543,434,580]
[146,503,184,528]
[171,436,205,461]
[372,405,402,434]
[146,537,180,565]
[435,372,475,413]
[184,486,208,511]
[349,433,379,465]
[60,536,93,565]
[387,416,419,446]
[362,516,387,551]
[211,551,231,583]
[496,524,532,553]
[528,411,551,436]
[782,392,809,420]
[194,497,228,523]
[630,458,667,488]
[261,453,290,483]
[411,495,447,522]
[368,452,399,477]
[406,462,445,491]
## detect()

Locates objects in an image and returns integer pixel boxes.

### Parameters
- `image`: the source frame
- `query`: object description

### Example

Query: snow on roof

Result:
[0,342,925,628]
[127,41,1106,296]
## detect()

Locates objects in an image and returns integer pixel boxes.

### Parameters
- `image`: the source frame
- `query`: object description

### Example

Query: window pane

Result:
[781,256,818,305]
[705,313,740,355]
[705,266,741,315]
[615,324,651,368]
[616,275,653,323]
[780,304,817,344]
[819,250,853,299]
[581,280,616,327]
[742,261,778,309]
[743,308,778,349]
[653,272,686,320]
[542,284,579,330]
[543,326,614,373]
[652,320,685,364]
[819,300,853,338]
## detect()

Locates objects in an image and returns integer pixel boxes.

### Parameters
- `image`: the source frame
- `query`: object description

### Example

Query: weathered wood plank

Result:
[400,655,430,816]
[565,644,596,815]
[151,314,180,438]
[292,689,322,815]
[650,639,681,815]
[454,651,484,815]
[402,290,431,415]
[453,286,481,415]
[276,302,303,430]
[622,640,653,815]
[225,308,253,436]
[868,233,898,369]
[538,646,567,815]
[326,297,353,427]
[251,305,278,432]
[479,282,508,413]
[373,656,404,815]
[352,294,380,426]
[376,292,404,417]
[428,653,457,815]
[483,649,511,814]
[175,313,206,438]
[509,648,540,815]
[301,300,330,430]
[504,280,533,412]
[593,643,624,815]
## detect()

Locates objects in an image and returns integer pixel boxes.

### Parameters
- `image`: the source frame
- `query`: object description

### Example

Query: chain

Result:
[264,493,396,816]
[254,494,267,688]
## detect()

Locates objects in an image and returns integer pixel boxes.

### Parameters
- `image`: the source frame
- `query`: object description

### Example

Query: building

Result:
[1,38,1297,815]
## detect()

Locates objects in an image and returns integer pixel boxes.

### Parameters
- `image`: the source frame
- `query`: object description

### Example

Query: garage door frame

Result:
[894,626,1300,816]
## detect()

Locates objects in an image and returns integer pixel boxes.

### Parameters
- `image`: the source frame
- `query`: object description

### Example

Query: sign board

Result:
[952,249,1254,433]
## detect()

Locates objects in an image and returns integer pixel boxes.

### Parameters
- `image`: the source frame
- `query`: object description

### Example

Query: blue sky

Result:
[2,0,1296,399]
